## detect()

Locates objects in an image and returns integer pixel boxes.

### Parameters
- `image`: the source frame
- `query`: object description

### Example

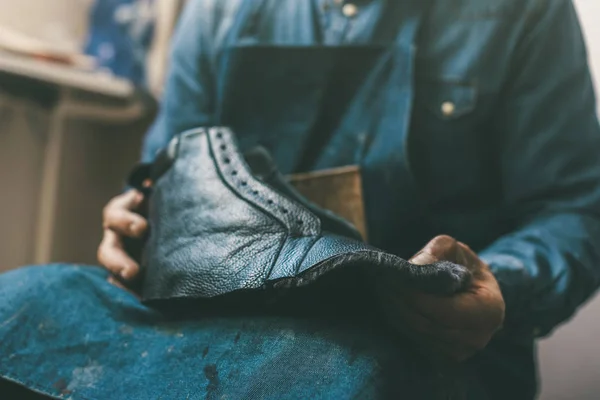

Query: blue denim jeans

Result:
[0,264,485,399]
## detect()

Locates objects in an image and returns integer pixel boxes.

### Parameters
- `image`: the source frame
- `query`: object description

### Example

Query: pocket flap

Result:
[418,78,478,120]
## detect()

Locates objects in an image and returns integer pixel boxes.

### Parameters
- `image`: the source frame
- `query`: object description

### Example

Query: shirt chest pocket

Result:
[409,78,496,206]
[413,78,479,127]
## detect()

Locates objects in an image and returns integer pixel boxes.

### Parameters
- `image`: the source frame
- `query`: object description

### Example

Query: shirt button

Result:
[441,101,456,117]
[342,3,358,18]
[533,327,542,337]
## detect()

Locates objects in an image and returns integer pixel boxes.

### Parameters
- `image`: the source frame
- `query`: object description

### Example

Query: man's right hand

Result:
[97,190,148,280]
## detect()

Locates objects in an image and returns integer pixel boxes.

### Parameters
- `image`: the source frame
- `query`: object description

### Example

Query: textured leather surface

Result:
[128,127,471,302]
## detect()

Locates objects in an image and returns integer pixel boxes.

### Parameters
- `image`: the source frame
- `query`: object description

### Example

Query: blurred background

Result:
[0,1,598,399]
[0,0,181,270]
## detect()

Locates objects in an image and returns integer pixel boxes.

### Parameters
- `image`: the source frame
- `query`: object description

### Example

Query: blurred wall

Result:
[537,1,600,399]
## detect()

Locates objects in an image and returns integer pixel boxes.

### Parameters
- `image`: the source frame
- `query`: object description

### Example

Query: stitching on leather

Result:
[202,129,289,235]
[205,127,323,283]
[201,128,289,286]
[207,127,320,236]
[207,127,322,282]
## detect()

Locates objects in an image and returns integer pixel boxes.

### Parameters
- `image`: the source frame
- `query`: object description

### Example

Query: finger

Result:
[408,250,439,265]
[382,291,489,356]
[97,230,140,279]
[104,208,148,238]
[379,279,455,334]
[381,292,480,361]
[103,190,147,237]
[455,241,490,276]
[108,190,144,210]
[410,235,459,265]
[400,288,503,331]
[378,269,487,329]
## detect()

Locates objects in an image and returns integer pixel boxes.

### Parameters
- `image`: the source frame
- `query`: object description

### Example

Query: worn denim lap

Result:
[0,264,447,399]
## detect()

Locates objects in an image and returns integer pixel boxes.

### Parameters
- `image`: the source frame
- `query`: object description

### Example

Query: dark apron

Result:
[214,0,429,256]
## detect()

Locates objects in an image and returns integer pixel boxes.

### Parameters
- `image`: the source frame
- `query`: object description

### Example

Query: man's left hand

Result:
[377,235,505,361]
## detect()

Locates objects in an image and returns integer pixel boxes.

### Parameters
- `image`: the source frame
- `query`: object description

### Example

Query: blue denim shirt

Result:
[139,0,600,394]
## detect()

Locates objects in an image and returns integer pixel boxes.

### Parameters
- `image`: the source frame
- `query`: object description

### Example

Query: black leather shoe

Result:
[127,127,471,303]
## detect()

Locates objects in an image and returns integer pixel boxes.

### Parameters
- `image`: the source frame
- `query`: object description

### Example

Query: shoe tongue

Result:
[243,146,364,241]
[243,146,278,181]
[243,146,295,196]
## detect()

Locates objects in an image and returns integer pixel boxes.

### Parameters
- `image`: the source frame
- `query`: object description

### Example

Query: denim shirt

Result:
[141,0,600,394]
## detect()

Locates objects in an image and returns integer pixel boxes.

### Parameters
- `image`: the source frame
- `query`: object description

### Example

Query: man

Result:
[2,0,600,398]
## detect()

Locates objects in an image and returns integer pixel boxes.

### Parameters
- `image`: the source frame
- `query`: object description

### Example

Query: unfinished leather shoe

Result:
[127,127,471,303]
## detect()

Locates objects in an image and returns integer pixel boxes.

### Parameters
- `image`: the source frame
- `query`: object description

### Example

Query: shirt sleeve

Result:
[479,0,600,339]
[140,0,216,162]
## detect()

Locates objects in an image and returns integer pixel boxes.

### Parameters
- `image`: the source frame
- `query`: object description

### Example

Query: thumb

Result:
[409,250,439,265]
[410,235,460,265]
[112,189,144,211]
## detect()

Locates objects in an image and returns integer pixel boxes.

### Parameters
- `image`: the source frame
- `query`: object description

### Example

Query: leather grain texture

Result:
[128,127,472,303]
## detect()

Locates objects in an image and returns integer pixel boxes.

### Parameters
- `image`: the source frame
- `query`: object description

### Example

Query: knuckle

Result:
[108,194,121,207]
[103,202,119,221]
[110,211,130,230]
[433,235,457,248]
[425,235,458,261]
[459,241,473,251]
[97,235,118,268]
[97,244,107,265]
[102,204,111,220]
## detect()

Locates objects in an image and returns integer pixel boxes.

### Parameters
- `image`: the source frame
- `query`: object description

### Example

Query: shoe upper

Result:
[127,127,471,303]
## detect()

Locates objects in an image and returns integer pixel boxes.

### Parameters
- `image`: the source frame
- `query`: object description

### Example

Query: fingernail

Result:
[129,222,138,235]
[410,251,435,265]
[120,268,130,280]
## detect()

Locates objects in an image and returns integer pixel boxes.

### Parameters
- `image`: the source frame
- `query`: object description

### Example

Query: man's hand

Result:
[97,190,148,281]
[378,235,505,361]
